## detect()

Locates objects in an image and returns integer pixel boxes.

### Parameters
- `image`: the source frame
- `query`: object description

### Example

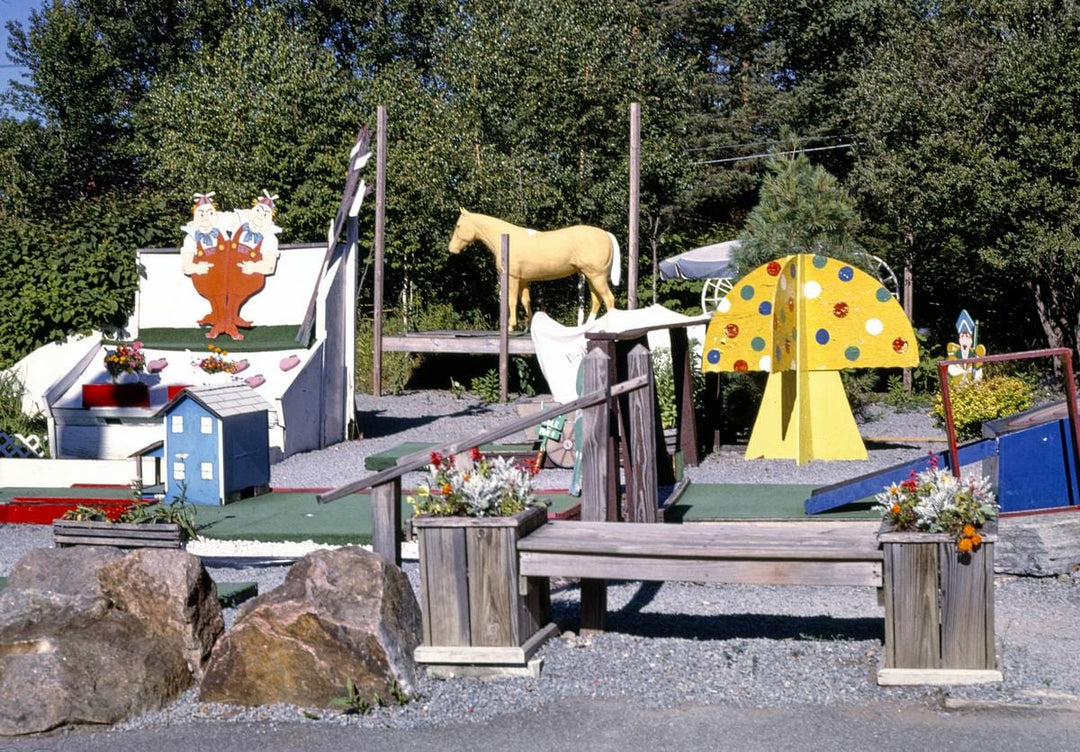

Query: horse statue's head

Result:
[448,208,476,255]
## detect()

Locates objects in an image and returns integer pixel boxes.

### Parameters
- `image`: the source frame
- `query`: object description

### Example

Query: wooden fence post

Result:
[670,327,699,468]
[626,344,658,523]
[371,478,401,567]
[373,104,387,397]
[580,348,610,632]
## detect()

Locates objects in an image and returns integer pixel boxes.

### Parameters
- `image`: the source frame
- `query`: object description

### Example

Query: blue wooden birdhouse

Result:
[159,384,272,506]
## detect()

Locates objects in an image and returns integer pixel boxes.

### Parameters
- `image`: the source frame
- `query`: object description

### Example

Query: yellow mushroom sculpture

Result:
[701,254,918,464]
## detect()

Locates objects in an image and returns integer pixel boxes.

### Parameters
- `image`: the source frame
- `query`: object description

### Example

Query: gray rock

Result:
[7,546,124,596]
[199,546,422,708]
[996,515,1080,576]
[0,547,224,736]
[0,587,190,736]
[98,548,224,677]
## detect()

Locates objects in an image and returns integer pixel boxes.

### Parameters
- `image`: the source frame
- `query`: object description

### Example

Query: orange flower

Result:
[440,483,452,495]
[962,524,976,537]
[970,533,982,548]
[958,537,974,553]
[890,504,901,516]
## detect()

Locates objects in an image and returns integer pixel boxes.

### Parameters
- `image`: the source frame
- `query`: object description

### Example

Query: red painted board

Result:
[1,498,134,525]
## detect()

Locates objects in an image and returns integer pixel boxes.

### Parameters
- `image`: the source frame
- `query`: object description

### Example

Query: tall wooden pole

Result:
[628,102,641,310]
[499,234,510,403]
[903,257,914,392]
[373,105,388,397]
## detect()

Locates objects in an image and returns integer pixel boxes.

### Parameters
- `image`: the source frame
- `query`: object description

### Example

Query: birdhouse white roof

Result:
[158,383,274,419]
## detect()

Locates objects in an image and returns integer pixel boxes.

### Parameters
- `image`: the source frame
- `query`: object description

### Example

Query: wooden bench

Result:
[53,519,184,549]
[517,520,884,631]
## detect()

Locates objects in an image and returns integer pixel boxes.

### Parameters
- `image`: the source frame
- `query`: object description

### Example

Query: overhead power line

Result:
[692,142,856,165]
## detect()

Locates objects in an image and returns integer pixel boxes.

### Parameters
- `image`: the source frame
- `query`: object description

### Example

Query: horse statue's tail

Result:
[607,232,621,287]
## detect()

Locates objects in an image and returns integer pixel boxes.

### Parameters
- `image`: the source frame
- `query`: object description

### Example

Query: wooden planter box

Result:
[53,519,184,549]
[82,383,150,408]
[877,520,1001,685]
[412,505,557,674]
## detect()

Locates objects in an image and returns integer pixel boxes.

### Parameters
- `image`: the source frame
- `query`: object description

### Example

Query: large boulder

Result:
[6,546,124,596]
[0,587,190,736]
[199,547,422,708]
[0,547,223,736]
[99,548,224,677]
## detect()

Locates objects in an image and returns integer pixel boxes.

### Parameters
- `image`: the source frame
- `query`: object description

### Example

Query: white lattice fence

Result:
[0,431,46,458]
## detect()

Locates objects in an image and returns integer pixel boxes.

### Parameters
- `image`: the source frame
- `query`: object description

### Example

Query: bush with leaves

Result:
[932,375,1033,441]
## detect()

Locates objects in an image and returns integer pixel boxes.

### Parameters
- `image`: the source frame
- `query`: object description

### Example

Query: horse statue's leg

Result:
[507,275,521,330]
[520,284,532,328]
[585,272,616,318]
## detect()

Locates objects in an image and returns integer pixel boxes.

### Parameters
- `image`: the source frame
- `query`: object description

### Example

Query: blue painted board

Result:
[996,418,1079,512]
[804,439,998,515]
[165,400,222,506]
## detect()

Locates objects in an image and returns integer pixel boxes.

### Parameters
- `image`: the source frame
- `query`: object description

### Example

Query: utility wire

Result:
[692,142,856,165]
[683,133,863,153]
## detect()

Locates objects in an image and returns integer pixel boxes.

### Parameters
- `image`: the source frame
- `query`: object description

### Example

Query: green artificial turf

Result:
[664,483,879,521]
[133,326,310,352]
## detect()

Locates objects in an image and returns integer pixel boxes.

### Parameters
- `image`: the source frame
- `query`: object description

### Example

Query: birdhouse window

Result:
[171,416,184,433]
[200,462,213,481]
[172,461,185,480]
[200,416,213,434]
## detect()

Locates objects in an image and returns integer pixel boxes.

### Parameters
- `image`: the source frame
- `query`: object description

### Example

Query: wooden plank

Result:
[54,535,181,548]
[519,553,882,587]
[371,479,401,567]
[579,348,610,632]
[877,667,1002,686]
[466,526,518,647]
[884,540,940,669]
[626,345,658,523]
[940,540,994,670]
[414,622,559,665]
[382,334,537,355]
[420,527,470,647]
[517,521,883,559]
[413,507,545,529]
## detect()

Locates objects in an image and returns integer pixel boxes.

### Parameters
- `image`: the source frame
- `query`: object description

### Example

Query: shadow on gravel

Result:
[356,404,496,438]
[551,582,884,642]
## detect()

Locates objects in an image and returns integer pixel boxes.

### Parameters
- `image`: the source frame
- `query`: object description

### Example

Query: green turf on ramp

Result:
[134,326,309,352]
[664,483,879,521]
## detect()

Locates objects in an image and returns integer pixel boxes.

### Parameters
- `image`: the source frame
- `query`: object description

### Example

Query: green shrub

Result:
[470,369,502,403]
[651,345,707,430]
[932,375,1033,440]
[354,314,417,395]
[0,370,49,452]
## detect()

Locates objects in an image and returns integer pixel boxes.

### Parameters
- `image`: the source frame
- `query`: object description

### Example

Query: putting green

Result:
[664,483,878,521]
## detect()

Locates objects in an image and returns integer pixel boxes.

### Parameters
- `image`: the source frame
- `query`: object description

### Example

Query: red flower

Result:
[892,337,908,354]
[470,446,483,462]
[430,452,444,467]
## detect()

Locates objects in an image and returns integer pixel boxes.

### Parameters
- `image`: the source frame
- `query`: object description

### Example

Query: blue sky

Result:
[0,0,38,107]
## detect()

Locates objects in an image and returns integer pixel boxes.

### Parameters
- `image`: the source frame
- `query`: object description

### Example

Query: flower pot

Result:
[411,505,557,672]
[82,383,150,408]
[877,520,1000,685]
[53,519,184,548]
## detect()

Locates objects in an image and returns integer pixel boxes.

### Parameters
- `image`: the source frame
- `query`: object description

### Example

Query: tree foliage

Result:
[735,137,868,274]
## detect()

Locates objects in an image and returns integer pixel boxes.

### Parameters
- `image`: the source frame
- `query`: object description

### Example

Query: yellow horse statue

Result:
[448,208,621,329]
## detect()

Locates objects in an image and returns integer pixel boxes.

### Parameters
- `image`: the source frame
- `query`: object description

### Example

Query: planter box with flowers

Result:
[410,449,558,675]
[875,461,1002,685]
[82,341,149,408]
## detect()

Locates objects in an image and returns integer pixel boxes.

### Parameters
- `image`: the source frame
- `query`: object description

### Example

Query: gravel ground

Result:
[4,390,1080,735]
